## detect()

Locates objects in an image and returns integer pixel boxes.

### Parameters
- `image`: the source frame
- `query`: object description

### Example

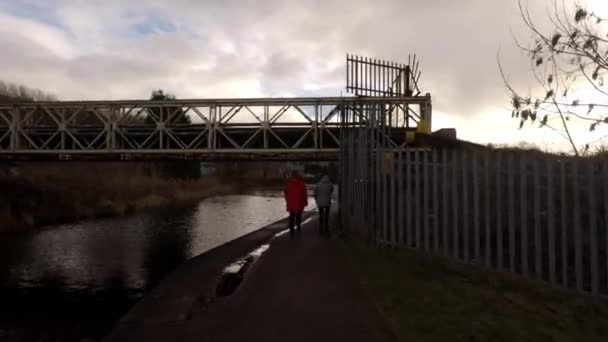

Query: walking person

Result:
[314,175,334,236]
[284,170,308,237]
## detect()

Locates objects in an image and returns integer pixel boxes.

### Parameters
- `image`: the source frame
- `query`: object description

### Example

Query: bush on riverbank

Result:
[0,162,230,232]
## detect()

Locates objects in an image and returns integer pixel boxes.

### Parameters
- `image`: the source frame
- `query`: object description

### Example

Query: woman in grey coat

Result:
[314,175,334,235]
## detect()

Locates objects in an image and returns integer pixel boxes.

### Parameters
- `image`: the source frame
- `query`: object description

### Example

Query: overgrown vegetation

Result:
[342,239,608,342]
[0,162,229,231]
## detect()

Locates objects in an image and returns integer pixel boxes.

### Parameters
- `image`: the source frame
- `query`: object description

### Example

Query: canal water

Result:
[0,191,314,341]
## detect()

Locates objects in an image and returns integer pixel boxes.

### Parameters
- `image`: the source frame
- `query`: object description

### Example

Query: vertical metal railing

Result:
[341,118,608,298]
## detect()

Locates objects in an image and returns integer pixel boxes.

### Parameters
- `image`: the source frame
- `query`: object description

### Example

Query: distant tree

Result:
[145,89,199,179]
[149,88,175,102]
[8,83,19,98]
[145,89,191,125]
[0,80,57,102]
[499,0,608,155]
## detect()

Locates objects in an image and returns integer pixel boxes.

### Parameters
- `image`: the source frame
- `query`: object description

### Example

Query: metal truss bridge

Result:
[0,96,431,161]
[0,55,432,161]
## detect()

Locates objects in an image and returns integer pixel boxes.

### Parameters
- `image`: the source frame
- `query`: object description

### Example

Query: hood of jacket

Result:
[319,175,331,184]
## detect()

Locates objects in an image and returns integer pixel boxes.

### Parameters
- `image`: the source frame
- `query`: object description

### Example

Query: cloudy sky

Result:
[0,0,607,150]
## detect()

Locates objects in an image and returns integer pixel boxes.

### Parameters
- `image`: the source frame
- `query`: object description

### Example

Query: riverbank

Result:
[0,162,231,232]
[105,213,395,342]
[341,239,608,341]
[105,213,315,341]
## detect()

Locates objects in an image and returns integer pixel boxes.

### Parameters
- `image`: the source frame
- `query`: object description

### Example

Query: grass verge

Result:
[341,238,608,342]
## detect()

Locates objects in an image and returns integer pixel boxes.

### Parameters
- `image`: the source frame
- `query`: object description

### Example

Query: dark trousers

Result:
[288,211,303,235]
[318,206,330,234]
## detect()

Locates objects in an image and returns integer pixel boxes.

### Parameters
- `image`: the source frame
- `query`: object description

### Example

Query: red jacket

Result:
[284,175,308,212]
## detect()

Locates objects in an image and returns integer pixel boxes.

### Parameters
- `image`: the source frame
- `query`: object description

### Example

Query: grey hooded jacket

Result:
[314,175,334,207]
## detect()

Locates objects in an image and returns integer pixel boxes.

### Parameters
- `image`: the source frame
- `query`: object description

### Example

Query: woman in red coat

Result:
[284,171,308,236]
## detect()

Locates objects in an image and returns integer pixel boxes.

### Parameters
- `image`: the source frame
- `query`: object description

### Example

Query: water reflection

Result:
[187,195,313,256]
[0,194,313,295]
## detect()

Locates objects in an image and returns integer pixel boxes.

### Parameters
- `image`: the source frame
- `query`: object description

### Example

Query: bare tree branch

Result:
[500,0,608,153]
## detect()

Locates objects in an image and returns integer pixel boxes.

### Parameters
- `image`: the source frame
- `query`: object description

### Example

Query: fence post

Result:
[452,149,460,259]
[560,159,568,287]
[534,157,542,280]
[462,150,470,261]
[348,107,354,234]
[351,108,357,233]
[338,105,344,230]
[521,154,529,276]
[433,149,439,253]
[415,149,421,249]
[442,148,449,256]
[405,148,414,247]
[604,160,608,295]
[508,153,516,273]
[496,152,503,270]
[382,111,388,244]
[349,107,354,231]
[391,149,396,245]
[545,157,555,284]
[424,150,430,251]
[369,105,376,241]
[375,107,382,243]
[572,160,583,292]
[359,106,365,237]
[473,150,480,262]
[588,159,599,296]
[398,149,404,246]
[485,151,491,267]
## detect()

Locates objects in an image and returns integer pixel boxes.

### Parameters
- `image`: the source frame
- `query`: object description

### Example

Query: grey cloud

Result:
[0,0,565,117]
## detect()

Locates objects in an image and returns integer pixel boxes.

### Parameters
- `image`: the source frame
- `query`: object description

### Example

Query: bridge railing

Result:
[0,96,430,160]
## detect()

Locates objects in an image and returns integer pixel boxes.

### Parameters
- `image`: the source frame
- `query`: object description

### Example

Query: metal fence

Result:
[346,54,422,97]
[340,109,608,298]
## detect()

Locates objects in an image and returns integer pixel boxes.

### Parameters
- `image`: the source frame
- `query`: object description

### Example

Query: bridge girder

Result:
[0,96,431,161]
